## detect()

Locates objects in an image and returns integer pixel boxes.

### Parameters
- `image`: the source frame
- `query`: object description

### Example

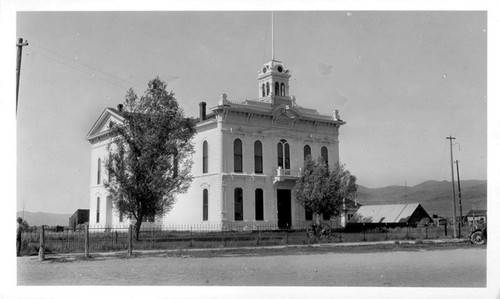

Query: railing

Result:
[17,223,476,258]
[274,167,299,183]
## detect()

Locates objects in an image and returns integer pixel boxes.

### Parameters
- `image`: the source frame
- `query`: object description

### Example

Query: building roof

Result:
[349,203,427,224]
[465,209,487,217]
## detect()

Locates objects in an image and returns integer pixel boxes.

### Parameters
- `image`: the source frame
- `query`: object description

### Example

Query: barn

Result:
[347,203,432,230]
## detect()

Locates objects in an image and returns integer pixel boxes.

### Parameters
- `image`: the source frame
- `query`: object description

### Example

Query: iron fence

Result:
[18,223,474,257]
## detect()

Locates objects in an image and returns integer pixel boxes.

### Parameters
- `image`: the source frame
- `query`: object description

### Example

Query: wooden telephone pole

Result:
[16,38,29,114]
[446,135,458,238]
[455,160,464,238]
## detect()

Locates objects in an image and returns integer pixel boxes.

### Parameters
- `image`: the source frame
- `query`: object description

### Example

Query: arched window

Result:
[262,83,265,97]
[234,139,243,173]
[202,141,208,173]
[234,188,243,221]
[96,197,100,223]
[255,189,264,221]
[97,158,101,184]
[321,146,329,165]
[304,145,311,161]
[266,82,270,96]
[305,207,313,221]
[173,148,179,178]
[277,139,290,169]
[203,189,208,221]
[281,83,286,96]
[274,82,279,95]
[254,140,263,174]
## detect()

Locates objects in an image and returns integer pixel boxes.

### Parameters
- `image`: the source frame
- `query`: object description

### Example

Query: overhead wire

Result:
[29,43,138,91]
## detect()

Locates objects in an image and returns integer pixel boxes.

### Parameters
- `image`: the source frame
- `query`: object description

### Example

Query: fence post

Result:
[385,223,388,241]
[362,223,366,241]
[190,226,193,247]
[128,224,133,257]
[84,223,90,258]
[256,226,260,246]
[38,225,45,261]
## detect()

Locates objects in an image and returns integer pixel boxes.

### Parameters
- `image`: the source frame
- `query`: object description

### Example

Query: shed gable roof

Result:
[350,203,428,224]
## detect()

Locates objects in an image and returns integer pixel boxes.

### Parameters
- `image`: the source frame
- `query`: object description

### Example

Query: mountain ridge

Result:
[356,179,487,218]
[17,180,486,225]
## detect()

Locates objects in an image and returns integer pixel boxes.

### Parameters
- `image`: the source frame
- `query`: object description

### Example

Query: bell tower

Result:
[257,13,292,106]
[257,60,292,106]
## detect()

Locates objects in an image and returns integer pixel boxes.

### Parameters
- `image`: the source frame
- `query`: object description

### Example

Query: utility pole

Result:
[16,38,29,114]
[271,11,274,60]
[446,135,457,238]
[403,180,408,204]
[455,160,463,238]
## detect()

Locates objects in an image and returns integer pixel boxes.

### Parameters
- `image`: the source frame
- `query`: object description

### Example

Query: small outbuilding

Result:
[69,209,90,230]
[465,209,487,226]
[347,203,432,230]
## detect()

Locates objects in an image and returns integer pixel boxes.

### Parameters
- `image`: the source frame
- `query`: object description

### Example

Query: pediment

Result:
[271,104,302,119]
[86,108,124,141]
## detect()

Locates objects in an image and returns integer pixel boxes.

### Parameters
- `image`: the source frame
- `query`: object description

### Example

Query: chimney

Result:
[199,102,207,121]
[117,104,124,112]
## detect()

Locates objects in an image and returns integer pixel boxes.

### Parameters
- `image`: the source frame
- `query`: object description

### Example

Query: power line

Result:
[30,43,138,88]
[29,47,132,91]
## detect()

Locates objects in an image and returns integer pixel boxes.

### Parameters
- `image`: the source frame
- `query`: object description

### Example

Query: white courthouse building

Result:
[86,58,346,229]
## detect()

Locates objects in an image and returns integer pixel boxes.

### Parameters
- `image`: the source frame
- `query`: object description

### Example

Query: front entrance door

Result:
[277,189,292,229]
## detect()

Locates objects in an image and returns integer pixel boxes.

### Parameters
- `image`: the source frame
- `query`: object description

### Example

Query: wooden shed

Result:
[347,203,432,230]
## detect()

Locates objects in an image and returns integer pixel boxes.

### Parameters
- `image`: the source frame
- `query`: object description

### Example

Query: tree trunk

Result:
[314,213,321,226]
[135,217,142,241]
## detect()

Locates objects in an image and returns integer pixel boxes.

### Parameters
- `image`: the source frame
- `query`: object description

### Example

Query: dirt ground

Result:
[17,243,486,287]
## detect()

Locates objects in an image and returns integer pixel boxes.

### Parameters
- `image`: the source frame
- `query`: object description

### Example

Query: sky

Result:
[10,10,487,214]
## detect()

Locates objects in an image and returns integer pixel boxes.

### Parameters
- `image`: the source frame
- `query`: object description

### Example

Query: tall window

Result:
[97,158,101,184]
[173,148,179,178]
[304,145,311,160]
[203,189,208,221]
[234,139,243,173]
[321,146,329,165]
[266,82,270,96]
[262,84,265,97]
[274,82,279,95]
[202,141,208,173]
[277,139,290,169]
[96,197,100,223]
[255,189,264,221]
[234,188,243,221]
[305,207,313,221]
[281,83,286,96]
[254,140,263,174]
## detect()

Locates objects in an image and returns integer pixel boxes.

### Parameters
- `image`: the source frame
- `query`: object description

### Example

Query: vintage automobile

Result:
[470,224,487,245]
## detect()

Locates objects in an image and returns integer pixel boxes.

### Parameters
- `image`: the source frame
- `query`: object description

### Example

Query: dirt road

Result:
[17,246,486,287]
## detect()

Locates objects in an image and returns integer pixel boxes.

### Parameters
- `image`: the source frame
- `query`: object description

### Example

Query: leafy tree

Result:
[105,77,196,240]
[21,219,29,228]
[294,157,358,225]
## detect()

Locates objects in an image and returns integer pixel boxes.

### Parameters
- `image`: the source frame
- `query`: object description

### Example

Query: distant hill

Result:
[356,180,487,218]
[17,180,486,224]
[16,211,73,227]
